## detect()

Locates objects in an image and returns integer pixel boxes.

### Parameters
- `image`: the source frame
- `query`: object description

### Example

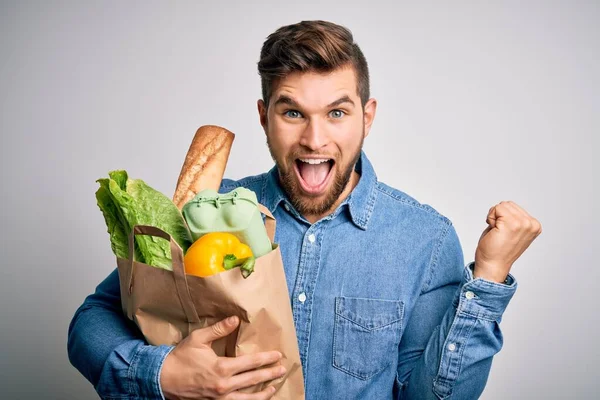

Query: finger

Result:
[227,365,286,393]
[218,351,283,376]
[501,202,542,234]
[487,202,516,229]
[505,202,542,234]
[495,201,523,221]
[225,386,277,400]
[191,316,240,344]
[502,201,530,221]
[505,201,531,218]
[533,218,543,235]
[500,202,523,220]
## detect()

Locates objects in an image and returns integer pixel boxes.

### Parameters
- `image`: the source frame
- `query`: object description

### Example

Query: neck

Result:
[303,170,360,224]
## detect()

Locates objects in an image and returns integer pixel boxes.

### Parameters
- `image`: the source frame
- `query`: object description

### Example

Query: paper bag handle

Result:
[127,225,200,325]
[258,204,276,242]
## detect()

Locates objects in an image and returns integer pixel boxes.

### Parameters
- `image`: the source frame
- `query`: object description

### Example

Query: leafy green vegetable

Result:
[95,170,192,270]
[96,178,131,260]
[109,170,128,191]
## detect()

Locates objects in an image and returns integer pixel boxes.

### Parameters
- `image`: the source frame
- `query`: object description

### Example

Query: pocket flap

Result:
[335,297,403,331]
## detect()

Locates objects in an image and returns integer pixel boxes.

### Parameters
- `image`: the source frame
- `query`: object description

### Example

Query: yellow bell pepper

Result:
[184,232,255,278]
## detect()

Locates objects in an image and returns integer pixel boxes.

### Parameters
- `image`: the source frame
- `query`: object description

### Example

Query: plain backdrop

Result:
[1,1,598,399]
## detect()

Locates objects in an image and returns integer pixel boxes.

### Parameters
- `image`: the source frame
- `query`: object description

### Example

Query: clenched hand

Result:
[474,201,542,283]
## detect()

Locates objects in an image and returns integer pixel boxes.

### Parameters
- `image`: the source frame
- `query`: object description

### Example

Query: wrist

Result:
[473,262,510,283]
[159,351,178,400]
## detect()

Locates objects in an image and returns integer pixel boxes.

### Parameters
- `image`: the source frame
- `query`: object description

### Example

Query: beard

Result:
[267,132,364,217]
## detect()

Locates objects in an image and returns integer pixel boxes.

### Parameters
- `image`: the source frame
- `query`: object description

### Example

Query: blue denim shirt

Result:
[68,151,517,399]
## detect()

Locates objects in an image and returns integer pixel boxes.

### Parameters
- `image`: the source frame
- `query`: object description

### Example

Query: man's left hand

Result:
[474,201,542,283]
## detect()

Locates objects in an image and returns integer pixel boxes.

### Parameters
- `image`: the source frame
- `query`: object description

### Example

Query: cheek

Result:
[269,121,301,152]
[337,121,364,151]
[267,131,293,160]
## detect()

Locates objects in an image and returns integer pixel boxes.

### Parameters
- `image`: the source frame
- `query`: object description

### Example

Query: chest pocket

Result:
[333,296,404,380]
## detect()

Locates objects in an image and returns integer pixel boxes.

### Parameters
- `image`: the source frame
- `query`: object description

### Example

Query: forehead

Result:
[270,66,359,108]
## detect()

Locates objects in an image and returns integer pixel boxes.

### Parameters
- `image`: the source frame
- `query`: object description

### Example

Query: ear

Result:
[257,99,268,133]
[362,98,377,139]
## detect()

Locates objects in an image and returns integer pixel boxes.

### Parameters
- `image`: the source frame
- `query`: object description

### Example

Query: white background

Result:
[1,1,598,398]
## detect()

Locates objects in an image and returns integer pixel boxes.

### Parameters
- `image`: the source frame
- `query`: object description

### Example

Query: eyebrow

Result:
[327,95,355,108]
[273,95,298,107]
[273,95,355,109]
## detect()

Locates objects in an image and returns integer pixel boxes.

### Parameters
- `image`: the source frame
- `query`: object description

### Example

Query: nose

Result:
[299,119,329,151]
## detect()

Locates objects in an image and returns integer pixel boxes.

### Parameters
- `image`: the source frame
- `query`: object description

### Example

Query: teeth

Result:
[299,158,330,164]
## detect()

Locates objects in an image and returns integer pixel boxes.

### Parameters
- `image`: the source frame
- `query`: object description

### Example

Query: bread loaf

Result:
[173,125,235,210]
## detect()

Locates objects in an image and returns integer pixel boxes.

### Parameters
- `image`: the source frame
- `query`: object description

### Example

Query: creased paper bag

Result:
[116,206,304,399]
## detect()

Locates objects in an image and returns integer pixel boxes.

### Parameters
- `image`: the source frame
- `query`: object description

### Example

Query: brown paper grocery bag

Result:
[116,206,304,399]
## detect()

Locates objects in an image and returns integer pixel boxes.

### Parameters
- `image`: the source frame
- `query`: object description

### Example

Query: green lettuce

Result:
[95,170,192,270]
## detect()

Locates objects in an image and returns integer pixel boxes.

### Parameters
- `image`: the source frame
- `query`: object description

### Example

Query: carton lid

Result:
[182,187,260,234]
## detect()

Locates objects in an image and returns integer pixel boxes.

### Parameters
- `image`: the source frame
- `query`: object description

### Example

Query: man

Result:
[68,20,541,399]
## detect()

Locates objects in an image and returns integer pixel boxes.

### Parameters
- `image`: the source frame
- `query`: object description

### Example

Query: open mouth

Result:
[294,157,335,195]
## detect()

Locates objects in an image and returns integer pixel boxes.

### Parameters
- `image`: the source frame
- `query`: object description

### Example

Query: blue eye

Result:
[329,110,345,119]
[284,110,302,118]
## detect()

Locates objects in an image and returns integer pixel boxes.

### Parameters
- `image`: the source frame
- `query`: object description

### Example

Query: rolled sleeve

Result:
[455,262,517,321]
[429,264,518,399]
[130,344,174,399]
[96,342,174,399]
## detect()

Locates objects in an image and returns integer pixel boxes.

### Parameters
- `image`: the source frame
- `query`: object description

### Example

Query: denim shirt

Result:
[68,151,517,399]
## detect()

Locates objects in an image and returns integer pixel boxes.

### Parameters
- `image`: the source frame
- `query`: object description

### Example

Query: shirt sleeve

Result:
[67,269,174,399]
[395,223,517,399]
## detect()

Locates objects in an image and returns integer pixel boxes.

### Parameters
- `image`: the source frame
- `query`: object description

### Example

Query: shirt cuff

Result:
[453,262,518,321]
[129,344,175,399]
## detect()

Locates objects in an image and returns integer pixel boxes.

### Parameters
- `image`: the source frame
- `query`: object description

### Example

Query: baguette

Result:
[173,125,235,210]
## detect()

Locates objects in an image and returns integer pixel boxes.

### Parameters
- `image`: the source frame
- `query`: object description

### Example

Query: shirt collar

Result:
[261,150,378,230]
[261,166,288,214]
[346,151,378,230]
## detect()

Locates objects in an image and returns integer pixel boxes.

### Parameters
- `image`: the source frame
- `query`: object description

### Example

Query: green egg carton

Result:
[182,187,272,258]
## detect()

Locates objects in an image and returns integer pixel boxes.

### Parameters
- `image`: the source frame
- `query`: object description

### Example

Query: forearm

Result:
[400,263,517,399]
[67,269,173,399]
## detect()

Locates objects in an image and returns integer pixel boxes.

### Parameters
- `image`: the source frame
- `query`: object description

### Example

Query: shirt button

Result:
[284,204,290,211]
[465,291,475,300]
[298,292,307,303]
[447,343,457,352]
[308,234,316,243]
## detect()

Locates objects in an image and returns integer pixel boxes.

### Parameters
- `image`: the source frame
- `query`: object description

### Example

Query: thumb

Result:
[194,316,240,344]
[486,206,497,228]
